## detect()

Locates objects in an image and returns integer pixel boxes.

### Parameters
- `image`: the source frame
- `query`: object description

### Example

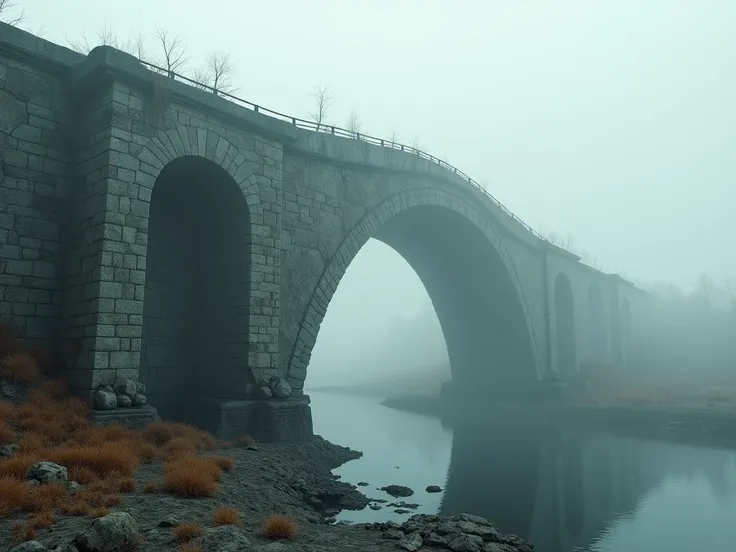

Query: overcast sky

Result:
[9,0,736,381]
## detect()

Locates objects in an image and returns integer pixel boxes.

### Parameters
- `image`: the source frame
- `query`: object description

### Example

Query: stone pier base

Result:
[190,396,314,442]
[90,405,159,430]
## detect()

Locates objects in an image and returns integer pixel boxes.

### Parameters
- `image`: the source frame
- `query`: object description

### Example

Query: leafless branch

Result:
[205,51,236,95]
[309,85,331,132]
[346,109,361,136]
[154,26,188,77]
[412,137,421,151]
[190,66,213,91]
[0,0,24,26]
[389,131,401,147]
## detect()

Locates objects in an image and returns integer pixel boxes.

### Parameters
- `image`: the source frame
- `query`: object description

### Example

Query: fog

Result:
[9,0,736,390]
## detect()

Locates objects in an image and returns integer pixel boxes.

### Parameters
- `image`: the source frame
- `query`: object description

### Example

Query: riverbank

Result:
[382,394,736,451]
[0,385,534,552]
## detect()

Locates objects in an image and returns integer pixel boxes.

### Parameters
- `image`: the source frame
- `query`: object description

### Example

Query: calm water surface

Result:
[309,390,736,552]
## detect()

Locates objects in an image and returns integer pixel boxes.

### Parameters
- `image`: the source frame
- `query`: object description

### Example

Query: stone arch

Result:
[131,124,277,422]
[554,273,577,379]
[587,281,606,363]
[287,187,542,394]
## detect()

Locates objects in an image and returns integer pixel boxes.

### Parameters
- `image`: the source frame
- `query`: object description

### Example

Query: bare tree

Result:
[205,51,235,95]
[389,131,401,147]
[411,136,421,151]
[543,231,575,251]
[346,109,361,136]
[309,85,332,131]
[0,0,24,26]
[154,26,188,76]
[726,280,736,313]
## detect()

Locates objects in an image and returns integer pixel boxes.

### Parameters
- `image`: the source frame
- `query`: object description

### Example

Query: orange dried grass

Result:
[262,514,298,540]
[173,523,203,543]
[213,505,240,526]
[0,351,41,384]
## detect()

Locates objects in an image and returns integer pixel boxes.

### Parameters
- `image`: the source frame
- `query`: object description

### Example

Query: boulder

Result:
[380,484,414,497]
[135,382,146,394]
[114,379,137,398]
[74,511,139,552]
[398,532,423,552]
[116,394,132,408]
[197,525,251,552]
[157,515,180,527]
[93,389,117,410]
[0,443,18,457]
[269,377,292,399]
[426,485,443,493]
[27,461,68,485]
[446,533,484,552]
[259,385,273,398]
[132,393,147,406]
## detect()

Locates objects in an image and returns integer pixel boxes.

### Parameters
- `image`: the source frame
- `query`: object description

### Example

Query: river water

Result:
[309,390,736,552]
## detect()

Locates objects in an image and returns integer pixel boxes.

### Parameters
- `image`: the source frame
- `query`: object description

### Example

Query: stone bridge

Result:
[0,24,647,439]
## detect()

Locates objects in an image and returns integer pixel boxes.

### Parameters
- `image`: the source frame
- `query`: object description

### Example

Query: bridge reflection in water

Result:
[440,416,736,552]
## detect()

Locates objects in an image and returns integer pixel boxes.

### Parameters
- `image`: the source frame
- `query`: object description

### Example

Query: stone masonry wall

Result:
[0,46,76,369]
[61,47,284,397]
[279,148,547,392]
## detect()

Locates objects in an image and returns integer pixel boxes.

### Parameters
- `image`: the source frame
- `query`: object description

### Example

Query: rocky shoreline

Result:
[1,434,534,552]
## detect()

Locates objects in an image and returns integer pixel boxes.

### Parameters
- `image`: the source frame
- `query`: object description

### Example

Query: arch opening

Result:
[587,282,606,363]
[298,199,538,398]
[554,273,577,379]
[139,156,252,423]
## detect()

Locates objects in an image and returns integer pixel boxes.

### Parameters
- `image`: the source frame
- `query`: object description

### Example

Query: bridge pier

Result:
[440,379,570,404]
[184,396,314,442]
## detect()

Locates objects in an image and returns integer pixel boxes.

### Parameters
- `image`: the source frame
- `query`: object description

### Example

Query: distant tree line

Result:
[630,275,736,379]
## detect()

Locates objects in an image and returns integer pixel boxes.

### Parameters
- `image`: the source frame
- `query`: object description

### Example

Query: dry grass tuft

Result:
[0,476,28,517]
[11,521,36,544]
[163,455,221,497]
[143,421,216,451]
[0,351,41,384]
[178,542,202,552]
[68,465,97,485]
[0,421,15,444]
[143,481,157,493]
[0,400,16,421]
[90,506,110,518]
[103,494,122,507]
[213,505,241,526]
[49,442,139,478]
[0,453,42,480]
[173,522,203,543]
[118,477,136,492]
[163,437,199,456]
[60,498,89,516]
[262,514,298,540]
[28,510,55,529]
[26,480,68,512]
[209,455,234,472]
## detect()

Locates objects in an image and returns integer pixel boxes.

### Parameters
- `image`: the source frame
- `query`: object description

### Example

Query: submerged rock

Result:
[380,484,414,497]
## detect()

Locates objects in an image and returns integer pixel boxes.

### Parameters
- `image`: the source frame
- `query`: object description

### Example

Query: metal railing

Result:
[138,59,545,240]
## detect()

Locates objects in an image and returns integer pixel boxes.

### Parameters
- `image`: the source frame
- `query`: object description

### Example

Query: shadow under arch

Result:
[439,418,546,541]
[554,273,577,379]
[587,282,606,362]
[139,155,252,423]
[289,188,540,396]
